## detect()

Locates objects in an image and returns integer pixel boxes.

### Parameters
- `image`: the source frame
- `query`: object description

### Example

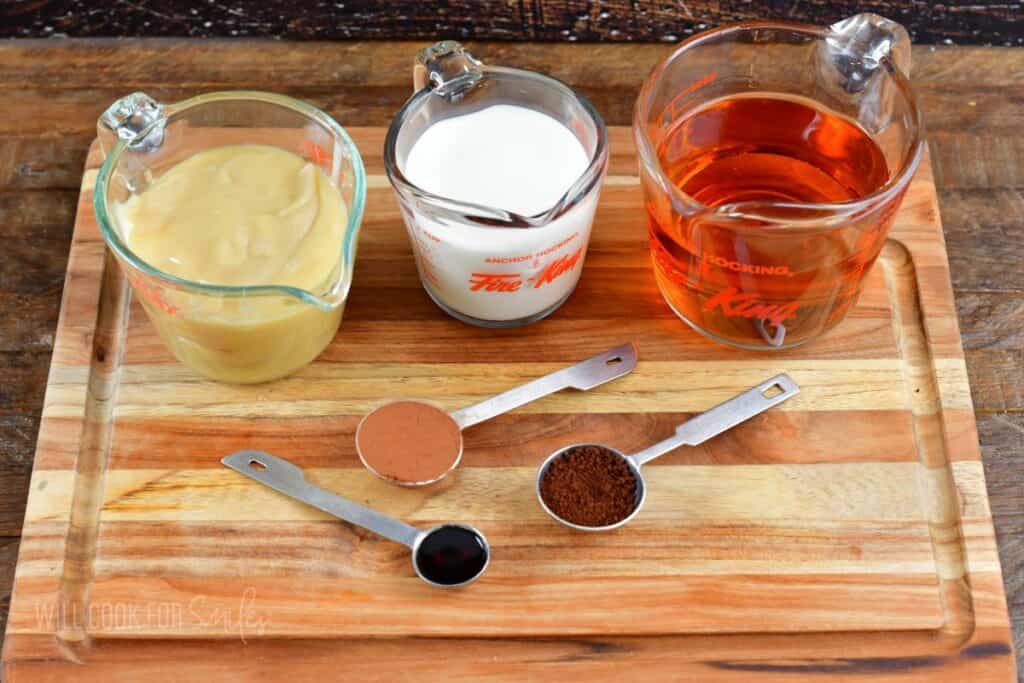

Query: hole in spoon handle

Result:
[631,374,799,466]
[449,343,638,429]
[563,342,638,390]
[678,373,799,447]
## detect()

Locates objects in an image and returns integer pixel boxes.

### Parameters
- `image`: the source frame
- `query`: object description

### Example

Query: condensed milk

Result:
[95,92,365,383]
[112,143,350,383]
[118,144,347,290]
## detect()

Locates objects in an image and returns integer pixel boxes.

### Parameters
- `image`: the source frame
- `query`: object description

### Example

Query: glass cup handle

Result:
[413,40,485,98]
[831,13,911,75]
[821,13,912,93]
[97,91,168,156]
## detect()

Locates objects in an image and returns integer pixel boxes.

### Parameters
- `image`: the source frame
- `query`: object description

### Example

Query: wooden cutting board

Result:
[2,128,1016,681]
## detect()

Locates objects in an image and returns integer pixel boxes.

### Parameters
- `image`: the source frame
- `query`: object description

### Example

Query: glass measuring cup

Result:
[385,41,609,327]
[356,343,637,486]
[223,451,490,588]
[634,14,924,349]
[537,374,799,531]
[94,91,366,383]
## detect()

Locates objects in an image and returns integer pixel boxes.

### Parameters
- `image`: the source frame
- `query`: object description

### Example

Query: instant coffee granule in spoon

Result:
[539,445,638,527]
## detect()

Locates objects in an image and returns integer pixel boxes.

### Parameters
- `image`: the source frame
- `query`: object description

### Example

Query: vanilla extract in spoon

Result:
[222,451,490,587]
[414,525,490,586]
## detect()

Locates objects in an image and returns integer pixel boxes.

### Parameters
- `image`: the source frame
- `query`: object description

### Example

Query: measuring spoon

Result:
[356,342,638,486]
[222,450,490,587]
[536,373,800,531]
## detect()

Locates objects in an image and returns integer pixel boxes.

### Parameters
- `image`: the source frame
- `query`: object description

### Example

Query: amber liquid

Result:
[648,94,896,348]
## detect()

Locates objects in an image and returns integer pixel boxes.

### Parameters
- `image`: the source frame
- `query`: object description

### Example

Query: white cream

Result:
[400,104,600,323]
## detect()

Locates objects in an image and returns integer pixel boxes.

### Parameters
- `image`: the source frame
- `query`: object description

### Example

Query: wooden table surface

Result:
[2,2,1021,44]
[1,39,1021,676]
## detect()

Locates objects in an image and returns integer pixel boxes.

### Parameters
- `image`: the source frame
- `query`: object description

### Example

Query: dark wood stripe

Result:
[16,520,941,571]
[30,410,965,470]
[3,627,1015,682]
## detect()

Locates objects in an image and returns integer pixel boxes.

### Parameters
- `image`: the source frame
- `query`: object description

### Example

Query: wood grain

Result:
[0,539,18,643]
[0,40,1021,678]
[20,464,990,526]
[1,2,1020,45]
[0,122,1014,679]
[979,411,1024,664]
[1,631,1020,683]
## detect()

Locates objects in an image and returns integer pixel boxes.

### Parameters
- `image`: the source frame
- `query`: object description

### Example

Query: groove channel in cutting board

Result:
[2,128,1015,681]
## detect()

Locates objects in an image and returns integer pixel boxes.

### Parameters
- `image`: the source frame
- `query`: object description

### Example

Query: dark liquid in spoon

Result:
[415,525,488,586]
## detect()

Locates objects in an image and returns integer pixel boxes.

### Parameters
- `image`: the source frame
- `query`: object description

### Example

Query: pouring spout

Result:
[296,276,352,311]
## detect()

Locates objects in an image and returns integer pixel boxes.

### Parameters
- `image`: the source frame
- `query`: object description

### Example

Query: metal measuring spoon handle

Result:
[629,374,800,467]
[449,342,638,429]
[222,450,422,548]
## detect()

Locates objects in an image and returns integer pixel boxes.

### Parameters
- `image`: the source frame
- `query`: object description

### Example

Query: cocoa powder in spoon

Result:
[356,400,463,485]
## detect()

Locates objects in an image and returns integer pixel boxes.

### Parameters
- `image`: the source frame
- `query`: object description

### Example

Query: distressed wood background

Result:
[0,24,1022,680]
[1,1,1021,45]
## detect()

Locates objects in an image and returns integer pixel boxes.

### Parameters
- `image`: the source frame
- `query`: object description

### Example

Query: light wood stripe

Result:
[12,518,1003,579]
[24,461,991,524]
[40,359,973,419]
[5,573,945,637]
